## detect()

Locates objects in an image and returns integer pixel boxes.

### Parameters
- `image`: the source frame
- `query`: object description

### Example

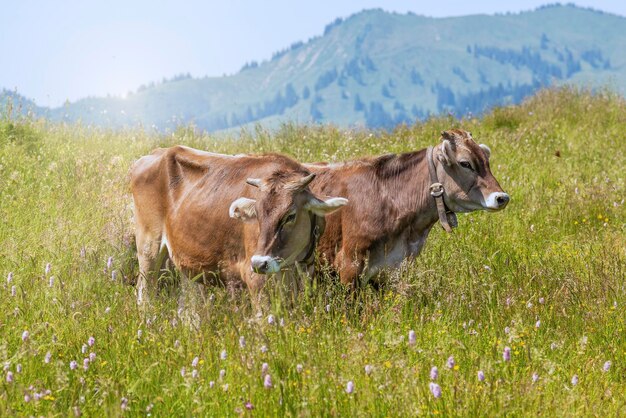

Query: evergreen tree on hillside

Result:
[354,94,365,112]
[315,68,338,91]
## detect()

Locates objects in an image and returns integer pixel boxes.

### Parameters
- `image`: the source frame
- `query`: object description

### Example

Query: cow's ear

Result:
[479,144,491,159]
[438,139,456,165]
[229,197,257,222]
[305,197,348,216]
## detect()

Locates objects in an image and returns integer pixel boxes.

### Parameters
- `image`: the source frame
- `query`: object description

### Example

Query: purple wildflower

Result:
[192,369,198,379]
[539,297,545,304]
[83,358,89,371]
[262,362,269,374]
[296,364,303,373]
[503,347,511,362]
[267,314,275,325]
[111,271,117,281]
[504,326,510,334]
[137,329,142,339]
[104,307,111,314]
[6,371,13,383]
[260,345,268,353]
[192,357,199,368]
[535,320,541,329]
[174,339,180,348]
[532,372,539,383]
[81,344,87,354]
[21,330,29,342]
[24,394,31,403]
[365,364,373,375]
[45,352,52,364]
[245,401,254,410]
[446,356,455,369]
[430,366,439,380]
[121,397,129,411]
[11,285,16,297]
[506,297,511,307]
[180,367,185,377]
[209,381,215,388]
[429,382,442,398]
[45,263,51,275]
[7,272,13,284]
[69,360,78,370]
[16,364,22,373]
[408,330,416,346]
[220,349,227,360]
[603,361,611,372]
[219,369,226,379]
[571,375,578,386]
[477,370,485,382]
[264,374,272,389]
[239,336,246,348]
[88,336,95,347]
[106,257,113,271]
[49,276,54,287]
[345,380,354,394]
[89,352,96,362]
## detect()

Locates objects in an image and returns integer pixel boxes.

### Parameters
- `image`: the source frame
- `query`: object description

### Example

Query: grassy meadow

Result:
[0,88,625,416]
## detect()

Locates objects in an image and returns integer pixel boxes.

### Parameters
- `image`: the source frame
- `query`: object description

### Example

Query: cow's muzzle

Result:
[484,192,510,211]
[251,255,281,274]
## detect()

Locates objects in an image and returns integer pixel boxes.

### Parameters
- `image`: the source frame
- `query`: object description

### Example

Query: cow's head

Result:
[229,171,348,274]
[435,129,509,213]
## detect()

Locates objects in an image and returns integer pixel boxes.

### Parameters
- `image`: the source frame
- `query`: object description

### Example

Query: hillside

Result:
[1,88,625,415]
[5,4,626,131]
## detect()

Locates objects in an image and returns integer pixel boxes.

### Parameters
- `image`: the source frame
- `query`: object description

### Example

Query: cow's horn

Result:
[298,173,316,189]
[246,178,262,188]
[290,173,316,191]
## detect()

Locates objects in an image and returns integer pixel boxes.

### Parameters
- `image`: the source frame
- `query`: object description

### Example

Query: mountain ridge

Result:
[2,4,625,131]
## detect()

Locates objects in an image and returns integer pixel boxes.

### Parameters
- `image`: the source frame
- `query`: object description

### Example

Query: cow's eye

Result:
[459,161,473,171]
[284,213,296,225]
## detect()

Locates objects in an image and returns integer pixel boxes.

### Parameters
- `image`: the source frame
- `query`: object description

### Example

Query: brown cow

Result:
[129,145,348,304]
[305,129,510,285]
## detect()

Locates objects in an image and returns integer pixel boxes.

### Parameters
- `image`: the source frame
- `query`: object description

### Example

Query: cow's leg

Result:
[178,271,207,330]
[135,228,163,305]
[336,246,365,287]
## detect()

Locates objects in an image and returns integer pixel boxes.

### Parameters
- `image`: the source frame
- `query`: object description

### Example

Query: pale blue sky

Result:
[2,0,624,106]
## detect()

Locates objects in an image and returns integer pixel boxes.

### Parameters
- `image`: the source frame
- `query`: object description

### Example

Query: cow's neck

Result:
[373,148,440,233]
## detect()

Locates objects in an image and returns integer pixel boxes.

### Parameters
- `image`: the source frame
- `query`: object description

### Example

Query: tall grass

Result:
[0,87,624,416]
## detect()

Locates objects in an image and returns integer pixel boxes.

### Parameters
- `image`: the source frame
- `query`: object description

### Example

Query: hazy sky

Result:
[2,0,624,106]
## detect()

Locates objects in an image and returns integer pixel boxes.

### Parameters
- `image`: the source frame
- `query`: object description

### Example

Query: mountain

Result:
[1,89,44,118]
[5,4,626,131]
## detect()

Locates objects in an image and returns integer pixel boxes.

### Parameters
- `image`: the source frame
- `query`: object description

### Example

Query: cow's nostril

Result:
[496,194,510,206]
[260,261,268,271]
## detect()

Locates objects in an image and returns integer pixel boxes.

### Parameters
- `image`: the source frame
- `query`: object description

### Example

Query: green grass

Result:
[0,87,625,416]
